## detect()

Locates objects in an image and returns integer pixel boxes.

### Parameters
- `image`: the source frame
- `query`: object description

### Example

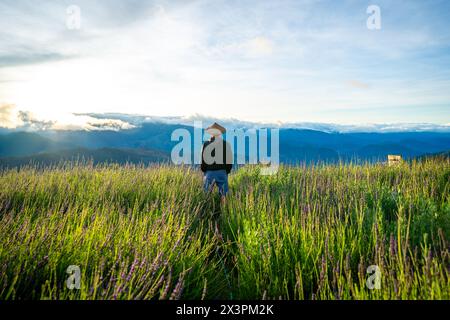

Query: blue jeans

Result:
[203,170,229,196]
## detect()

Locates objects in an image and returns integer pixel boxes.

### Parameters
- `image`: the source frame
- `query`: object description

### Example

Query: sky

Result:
[0,0,450,130]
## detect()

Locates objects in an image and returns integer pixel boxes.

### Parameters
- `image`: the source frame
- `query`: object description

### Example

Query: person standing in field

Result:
[201,122,233,201]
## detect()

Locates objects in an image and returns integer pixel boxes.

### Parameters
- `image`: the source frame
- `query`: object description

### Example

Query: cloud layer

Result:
[75,112,450,133]
[1,106,449,133]
[0,104,135,131]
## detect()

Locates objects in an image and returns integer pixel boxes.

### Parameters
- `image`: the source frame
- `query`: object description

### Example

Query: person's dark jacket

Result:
[201,137,233,174]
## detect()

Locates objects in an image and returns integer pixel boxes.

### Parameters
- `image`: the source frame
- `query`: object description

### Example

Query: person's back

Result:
[201,136,233,174]
[201,123,233,198]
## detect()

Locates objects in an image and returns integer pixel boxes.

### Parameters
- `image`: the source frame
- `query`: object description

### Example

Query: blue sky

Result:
[0,0,449,129]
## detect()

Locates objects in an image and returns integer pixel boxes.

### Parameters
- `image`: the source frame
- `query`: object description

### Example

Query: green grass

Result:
[0,159,449,300]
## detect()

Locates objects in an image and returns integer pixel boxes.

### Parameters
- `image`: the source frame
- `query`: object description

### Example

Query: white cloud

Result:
[347,80,370,89]
[17,110,55,130]
[0,103,17,128]
[0,106,135,131]
[41,113,135,131]
[245,37,274,57]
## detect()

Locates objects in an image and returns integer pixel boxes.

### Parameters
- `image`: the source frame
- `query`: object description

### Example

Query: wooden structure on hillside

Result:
[387,155,402,166]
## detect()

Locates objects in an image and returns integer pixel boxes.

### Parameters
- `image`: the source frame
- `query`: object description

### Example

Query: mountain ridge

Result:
[0,147,170,168]
[1,122,449,167]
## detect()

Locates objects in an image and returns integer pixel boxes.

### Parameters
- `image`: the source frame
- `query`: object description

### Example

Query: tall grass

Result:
[0,159,449,300]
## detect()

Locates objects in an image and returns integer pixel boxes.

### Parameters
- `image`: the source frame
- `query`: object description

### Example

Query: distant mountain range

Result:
[0,121,450,168]
[0,147,169,168]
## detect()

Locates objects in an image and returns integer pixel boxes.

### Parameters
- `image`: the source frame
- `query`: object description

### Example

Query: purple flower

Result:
[170,277,185,300]
[389,234,397,256]
[126,259,139,282]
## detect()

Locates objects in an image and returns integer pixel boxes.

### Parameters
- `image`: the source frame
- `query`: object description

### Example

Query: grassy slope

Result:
[0,160,449,300]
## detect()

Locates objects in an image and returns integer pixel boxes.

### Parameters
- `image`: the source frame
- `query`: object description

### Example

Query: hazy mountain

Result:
[0,147,170,168]
[0,131,63,157]
[417,150,450,161]
[0,122,450,167]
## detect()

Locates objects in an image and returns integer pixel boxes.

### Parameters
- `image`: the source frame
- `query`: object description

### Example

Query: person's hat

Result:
[206,122,226,135]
